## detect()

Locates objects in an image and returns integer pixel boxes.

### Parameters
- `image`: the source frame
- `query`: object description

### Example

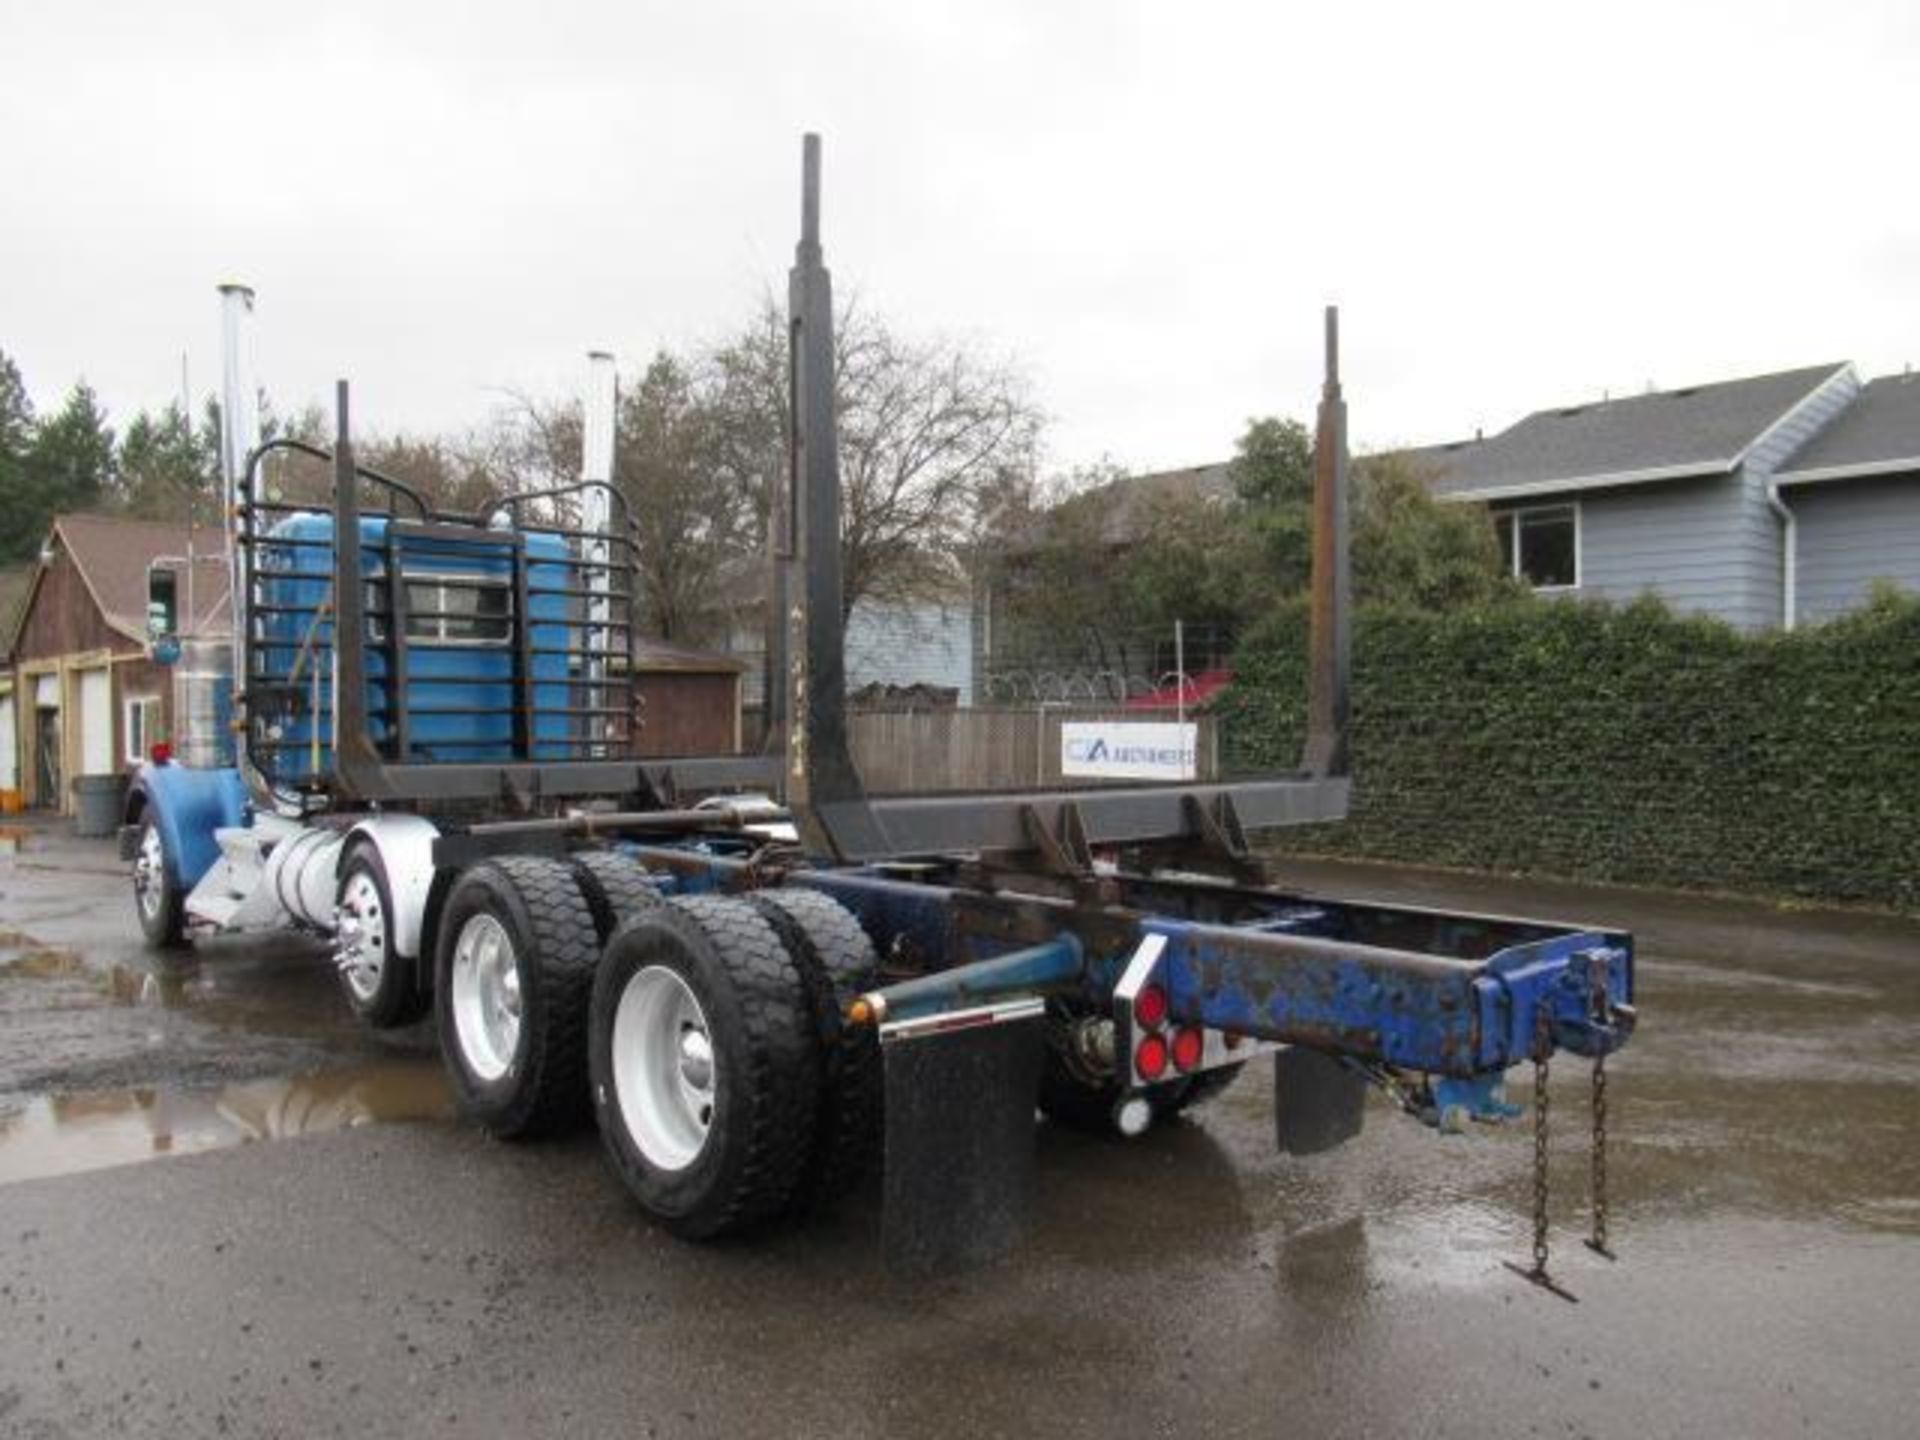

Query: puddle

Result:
[0,1060,452,1185]
[0,949,90,980]
[1,947,204,1007]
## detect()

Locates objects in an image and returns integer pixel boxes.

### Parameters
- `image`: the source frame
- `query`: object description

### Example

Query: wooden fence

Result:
[847,705,1218,794]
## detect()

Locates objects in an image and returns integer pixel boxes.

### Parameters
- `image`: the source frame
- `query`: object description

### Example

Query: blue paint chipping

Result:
[639,848,1634,1084]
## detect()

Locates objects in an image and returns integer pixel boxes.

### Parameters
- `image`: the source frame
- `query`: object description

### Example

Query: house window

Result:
[124,695,162,764]
[1495,504,1579,590]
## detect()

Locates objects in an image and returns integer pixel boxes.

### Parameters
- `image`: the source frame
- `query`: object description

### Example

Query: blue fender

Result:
[126,763,249,891]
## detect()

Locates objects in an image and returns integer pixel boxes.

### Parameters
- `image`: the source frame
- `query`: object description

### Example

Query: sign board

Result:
[1060,721,1198,782]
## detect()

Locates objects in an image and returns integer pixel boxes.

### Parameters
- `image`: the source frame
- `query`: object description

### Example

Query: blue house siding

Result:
[1792,475,1920,624]
[1742,367,1862,628]
[844,600,975,704]
[1565,475,1771,628]
[1447,363,1868,631]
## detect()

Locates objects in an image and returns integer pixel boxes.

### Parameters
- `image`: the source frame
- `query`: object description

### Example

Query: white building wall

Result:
[844,599,974,704]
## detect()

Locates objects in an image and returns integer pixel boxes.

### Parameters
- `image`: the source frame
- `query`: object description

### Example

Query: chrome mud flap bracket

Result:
[880,999,1047,1275]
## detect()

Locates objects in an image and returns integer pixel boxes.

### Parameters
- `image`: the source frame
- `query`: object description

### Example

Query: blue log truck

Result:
[124,136,1635,1283]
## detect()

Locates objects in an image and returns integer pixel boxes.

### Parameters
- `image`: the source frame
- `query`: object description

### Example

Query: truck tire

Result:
[334,847,429,1029]
[747,888,883,1209]
[434,856,599,1139]
[567,850,662,943]
[589,895,819,1238]
[131,818,187,950]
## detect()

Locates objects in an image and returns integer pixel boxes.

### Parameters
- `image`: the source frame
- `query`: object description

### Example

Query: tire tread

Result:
[748,888,883,1208]
[568,850,663,943]
[667,894,820,1233]
[439,855,599,1138]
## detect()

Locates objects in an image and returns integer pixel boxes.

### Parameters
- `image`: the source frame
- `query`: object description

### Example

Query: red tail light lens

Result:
[1135,1032,1170,1082]
[1133,983,1168,1029]
[1172,1026,1205,1072]
[149,741,173,765]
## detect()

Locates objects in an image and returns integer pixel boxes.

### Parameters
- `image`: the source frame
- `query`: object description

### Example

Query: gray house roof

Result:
[1775,372,1920,484]
[1385,436,1489,480]
[1429,362,1848,502]
[1087,462,1234,542]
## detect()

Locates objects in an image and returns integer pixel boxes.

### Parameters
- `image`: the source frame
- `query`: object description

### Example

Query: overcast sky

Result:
[3,0,1916,474]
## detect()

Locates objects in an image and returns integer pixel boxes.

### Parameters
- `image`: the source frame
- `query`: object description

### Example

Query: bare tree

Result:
[322,296,1045,646]
[703,296,1043,619]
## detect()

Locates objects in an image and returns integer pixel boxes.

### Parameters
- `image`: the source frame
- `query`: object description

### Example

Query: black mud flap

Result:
[1273,1047,1368,1155]
[881,1014,1045,1275]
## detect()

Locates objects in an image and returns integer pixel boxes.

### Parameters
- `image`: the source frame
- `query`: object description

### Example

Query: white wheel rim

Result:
[133,826,165,920]
[611,965,715,1172]
[334,871,387,1003]
[451,913,522,1082]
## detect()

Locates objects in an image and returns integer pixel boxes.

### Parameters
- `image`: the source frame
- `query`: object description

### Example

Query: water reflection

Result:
[0,1060,451,1185]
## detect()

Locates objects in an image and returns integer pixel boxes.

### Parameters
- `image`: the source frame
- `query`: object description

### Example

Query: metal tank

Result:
[170,636,235,769]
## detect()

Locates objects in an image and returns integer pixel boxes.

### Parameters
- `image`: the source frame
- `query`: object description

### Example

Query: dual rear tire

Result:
[434,855,601,1138]
[430,854,881,1237]
[589,897,820,1237]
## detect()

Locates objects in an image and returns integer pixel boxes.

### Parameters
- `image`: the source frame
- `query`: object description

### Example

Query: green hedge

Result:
[1217,591,1920,910]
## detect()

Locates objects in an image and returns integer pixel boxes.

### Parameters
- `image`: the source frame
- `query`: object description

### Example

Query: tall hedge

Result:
[1217,590,1920,910]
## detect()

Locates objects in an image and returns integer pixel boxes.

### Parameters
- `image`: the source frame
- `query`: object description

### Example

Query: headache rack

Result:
[234,393,776,812]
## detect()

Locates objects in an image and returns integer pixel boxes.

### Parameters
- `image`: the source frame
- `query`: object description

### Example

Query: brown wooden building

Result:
[632,639,746,757]
[0,514,228,813]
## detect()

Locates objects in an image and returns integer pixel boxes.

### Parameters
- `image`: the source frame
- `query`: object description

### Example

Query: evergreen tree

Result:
[0,352,39,566]
[27,381,116,514]
[116,401,218,520]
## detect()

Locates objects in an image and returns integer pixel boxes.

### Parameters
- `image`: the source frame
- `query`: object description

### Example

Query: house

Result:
[713,562,976,731]
[1768,371,1920,625]
[1420,363,1862,630]
[1055,360,1919,634]
[843,591,974,706]
[1,514,230,813]
[1417,362,1920,630]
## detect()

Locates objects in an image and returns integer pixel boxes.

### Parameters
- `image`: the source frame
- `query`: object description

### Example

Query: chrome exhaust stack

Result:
[217,283,269,800]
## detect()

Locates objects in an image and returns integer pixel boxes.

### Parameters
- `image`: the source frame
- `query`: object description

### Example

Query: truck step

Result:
[185,888,244,930]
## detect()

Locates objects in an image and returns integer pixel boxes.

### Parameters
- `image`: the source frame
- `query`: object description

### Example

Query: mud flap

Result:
[1273,1047,1368,1155]
[881,1012,1045,1275]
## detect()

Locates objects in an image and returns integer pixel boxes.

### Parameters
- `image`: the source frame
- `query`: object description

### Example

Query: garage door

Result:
[0,689,16,796]
[79,667,113,777]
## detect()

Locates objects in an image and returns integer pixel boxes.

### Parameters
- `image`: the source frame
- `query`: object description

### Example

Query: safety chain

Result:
[1586,963,1616,1259]
[1587,1052,1614,1258]
[1505,1004,1578,1302]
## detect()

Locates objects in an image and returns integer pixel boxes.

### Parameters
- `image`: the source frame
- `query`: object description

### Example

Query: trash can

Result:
[72,773,128,838]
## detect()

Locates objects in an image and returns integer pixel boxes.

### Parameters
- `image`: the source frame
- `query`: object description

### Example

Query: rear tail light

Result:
[1171,1026,1204,1072]
[1133,982,1168,1029]
[1134,1032,1169,1082]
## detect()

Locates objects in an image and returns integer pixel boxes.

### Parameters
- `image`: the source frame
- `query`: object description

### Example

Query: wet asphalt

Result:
[0,827,1916,1438]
